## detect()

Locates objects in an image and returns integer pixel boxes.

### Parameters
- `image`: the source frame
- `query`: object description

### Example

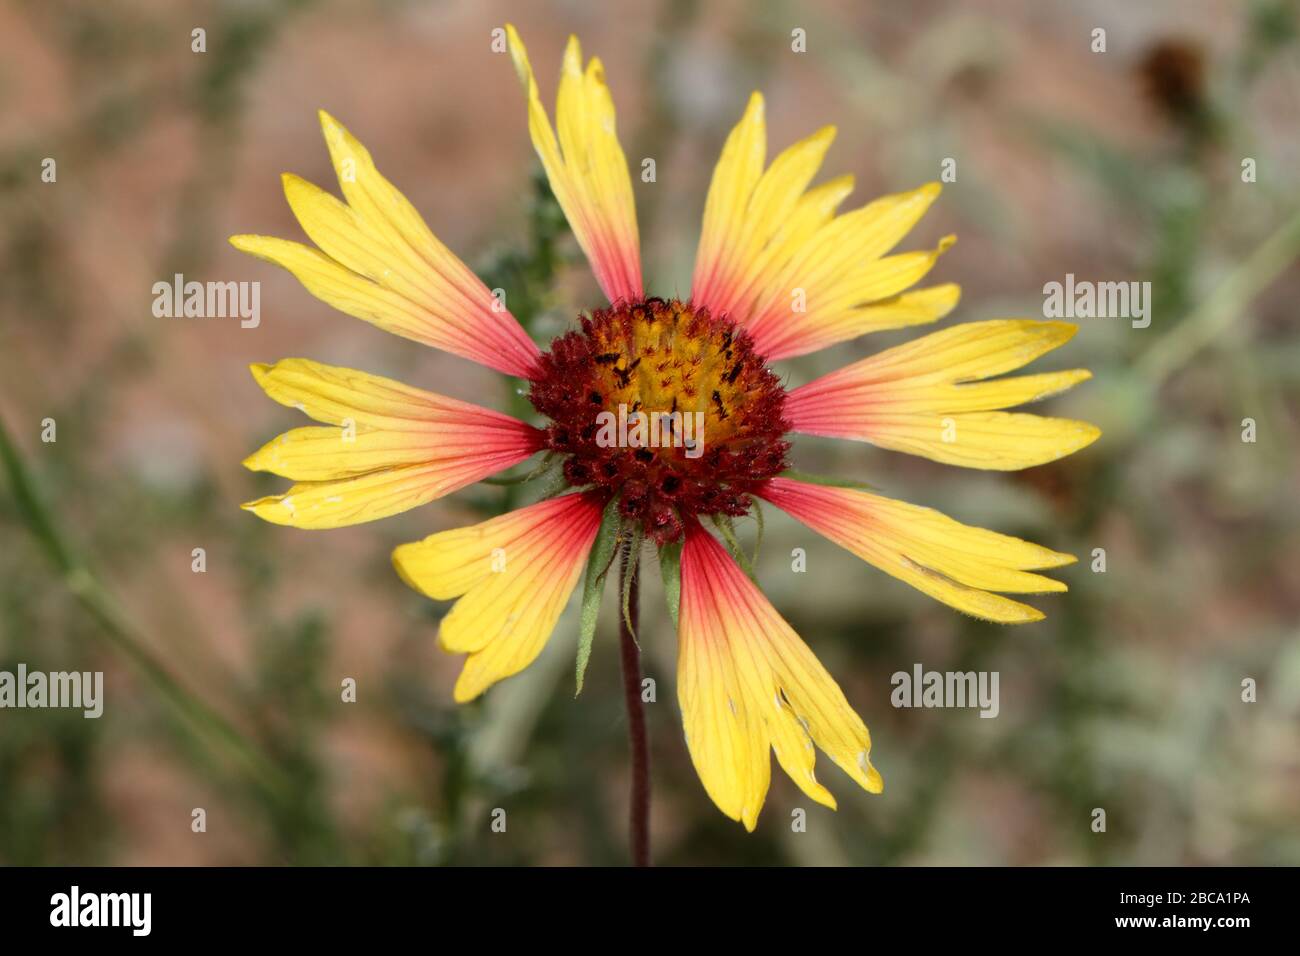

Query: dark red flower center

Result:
[529,298,791,544]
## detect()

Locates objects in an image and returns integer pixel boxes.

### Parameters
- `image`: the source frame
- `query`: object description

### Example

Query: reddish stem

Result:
[618,545,650,867]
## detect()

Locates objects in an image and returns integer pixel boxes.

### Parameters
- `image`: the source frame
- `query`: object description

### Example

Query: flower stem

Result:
[0,416,292,805]
[1136,204,1300,388]
[617,543,650,867]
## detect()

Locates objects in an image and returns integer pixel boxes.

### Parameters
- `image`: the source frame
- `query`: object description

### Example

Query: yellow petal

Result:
[694,117,837,317]
[753,185,945,321]
[693,91,767,317]
[688,105,949,357]
[754,233,957,359]
[243,456,518,529]
[787,319,1100,469]
[392,493,604,702]
[852,409,1100,469]
[229,113,540,378]
[768,284,961,361]
[760,477,1076,623]
[678,524,882,830]
[244,425,447,481]
[505,25,642,305]
[242,359,541,524]
[718,174,857,324]
[838,317,1077,382]
[316,110,473,290]
[245,358,538,435]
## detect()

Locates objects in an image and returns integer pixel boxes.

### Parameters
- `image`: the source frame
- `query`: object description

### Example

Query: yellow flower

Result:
[232,25,1099,831]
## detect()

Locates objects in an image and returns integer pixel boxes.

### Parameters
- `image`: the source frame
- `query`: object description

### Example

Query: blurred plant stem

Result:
[1137,205,1300,390]
[618,544,650,867]
[0,417,292,806]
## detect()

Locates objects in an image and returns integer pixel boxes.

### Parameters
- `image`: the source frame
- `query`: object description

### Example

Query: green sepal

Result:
[750,496,765,566]
[620,525,644,643]
[658,540,683,631]
[575,496,622,695]
[711,514,755,581]
[480,452,558,486]
[778,468,879,493]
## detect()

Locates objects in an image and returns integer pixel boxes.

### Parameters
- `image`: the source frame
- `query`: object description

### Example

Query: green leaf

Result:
[778,468,880,493]
[710,514,755,581]
[620,525,644,642]
[658,541,682,631]
[575,497,622,695]
[480,452,557,486]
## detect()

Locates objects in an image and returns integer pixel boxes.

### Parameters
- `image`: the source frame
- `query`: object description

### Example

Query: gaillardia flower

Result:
[232,25,1098,830]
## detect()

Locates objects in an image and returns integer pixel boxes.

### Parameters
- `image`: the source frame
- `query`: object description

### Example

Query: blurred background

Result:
[1,0,1298,866]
